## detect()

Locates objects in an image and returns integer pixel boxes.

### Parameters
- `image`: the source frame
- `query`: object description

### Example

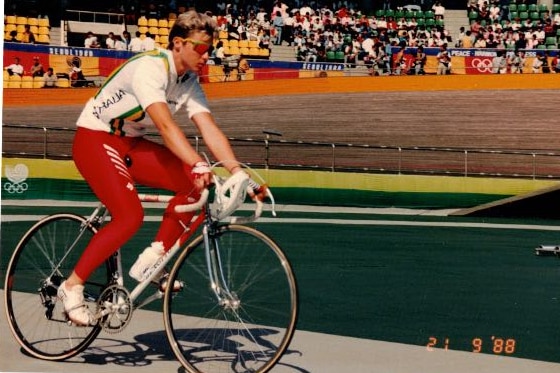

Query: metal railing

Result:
[3,124,560,179]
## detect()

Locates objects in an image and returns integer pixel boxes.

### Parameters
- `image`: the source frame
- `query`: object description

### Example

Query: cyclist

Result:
[58,11,259,325]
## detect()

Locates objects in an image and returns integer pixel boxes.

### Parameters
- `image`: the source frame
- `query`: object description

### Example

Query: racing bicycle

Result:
[4,166,298,373]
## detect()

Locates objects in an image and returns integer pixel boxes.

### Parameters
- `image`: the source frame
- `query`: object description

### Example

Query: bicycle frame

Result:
[66,190,248,317]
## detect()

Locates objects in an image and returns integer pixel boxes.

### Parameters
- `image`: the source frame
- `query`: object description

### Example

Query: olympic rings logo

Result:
[4,163,29,194]
[4,181,28,194]
[471,58,493,73]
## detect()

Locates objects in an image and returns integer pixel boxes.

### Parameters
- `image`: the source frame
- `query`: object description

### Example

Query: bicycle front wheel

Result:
[4,213,109,360]
[164,224,298,373]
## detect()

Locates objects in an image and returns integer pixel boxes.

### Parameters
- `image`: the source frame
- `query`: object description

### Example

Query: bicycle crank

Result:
[96,284,133,334]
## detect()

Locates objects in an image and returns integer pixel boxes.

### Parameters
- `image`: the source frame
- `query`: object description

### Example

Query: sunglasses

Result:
[175,37,214,55]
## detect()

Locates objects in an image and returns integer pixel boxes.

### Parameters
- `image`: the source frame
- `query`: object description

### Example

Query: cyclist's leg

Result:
[72,128,145,281]
[126,138,198,250]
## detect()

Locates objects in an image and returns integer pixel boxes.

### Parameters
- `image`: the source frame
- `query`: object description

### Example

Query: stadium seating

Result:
[21,76,33,88]
[4,14,50,44]
[33,76,44,88]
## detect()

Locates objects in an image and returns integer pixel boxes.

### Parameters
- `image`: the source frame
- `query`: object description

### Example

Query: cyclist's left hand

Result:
[191,161,212,190]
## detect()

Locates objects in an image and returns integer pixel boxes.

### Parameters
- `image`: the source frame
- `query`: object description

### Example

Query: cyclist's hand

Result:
[247,178,268,202]
[190,161,212,190]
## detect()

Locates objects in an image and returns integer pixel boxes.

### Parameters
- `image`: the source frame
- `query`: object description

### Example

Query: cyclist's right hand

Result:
[247,177,268,202]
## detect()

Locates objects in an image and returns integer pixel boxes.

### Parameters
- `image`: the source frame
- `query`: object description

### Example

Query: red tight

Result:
[72,127,197,281]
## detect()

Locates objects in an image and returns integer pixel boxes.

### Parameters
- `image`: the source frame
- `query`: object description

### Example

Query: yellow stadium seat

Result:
[29,25,39,34]
[158,19,168,28]
[38,18,50,27]
[27,17,39,26]
[239,47,250,55]
[159,27,169,36]
[228,39,239,48]
[38,26,49,35]
[147,18,158,27]
[259,48,270,57]
[223,46,231,55]
[249,47,261,56]
[6,15,17,24]
[16,16,27,25]
[5,24,17,33]
[56,78,70,88]
[218,30,228,39]
[15,33,24,42]
[228,46,240,55]
[219,38,229,47]
[8,74,22,88]
[33,76,44,88]
[148,26,159,35]
[138,26,148,34]
[137,16,148,27]
[4,70,10,81]
[248,40,259,48]
[168,19,175,28]
[37,34,50,44]
[159,35,169,45]
[21,76,33,88]
[16,24,26,33]
[239,40,249,48]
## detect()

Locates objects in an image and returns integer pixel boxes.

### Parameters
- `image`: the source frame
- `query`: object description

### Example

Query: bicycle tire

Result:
[4,213,110,360]
[163,224,298,373]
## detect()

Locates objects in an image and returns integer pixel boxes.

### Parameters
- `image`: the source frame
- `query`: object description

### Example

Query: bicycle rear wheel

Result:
[164,224,298,373]
[4,213,110,360]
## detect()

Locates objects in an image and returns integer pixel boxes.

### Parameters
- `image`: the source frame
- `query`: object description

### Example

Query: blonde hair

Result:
[168,10,217,49]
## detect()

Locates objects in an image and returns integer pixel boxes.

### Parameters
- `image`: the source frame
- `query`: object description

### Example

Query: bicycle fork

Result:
[203,225,240,311]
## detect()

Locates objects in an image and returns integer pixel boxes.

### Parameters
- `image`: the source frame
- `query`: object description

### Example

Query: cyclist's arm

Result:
[146,102,204,166]
[191,111,242,175]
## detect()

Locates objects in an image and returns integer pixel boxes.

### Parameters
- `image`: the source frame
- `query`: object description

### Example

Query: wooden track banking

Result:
[3,75,560,156]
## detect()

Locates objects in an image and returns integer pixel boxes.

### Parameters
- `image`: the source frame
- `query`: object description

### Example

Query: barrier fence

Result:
[3,124,560,179]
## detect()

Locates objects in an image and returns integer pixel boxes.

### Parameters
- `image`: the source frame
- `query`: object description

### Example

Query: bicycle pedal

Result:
[155,277,184,292]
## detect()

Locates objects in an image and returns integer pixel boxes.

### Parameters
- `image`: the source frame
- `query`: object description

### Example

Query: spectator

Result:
[8,30,19,42]
[114,36,127,50]
[105,32,116,49]
[462,30,474,48]
[6,57,24,76]
[141,32,156,51]
[436,44,451,75]
[272,10,284,45]
[541,52,551,73]
[412,45,427,75]
[42,67,58,88]
[21,24,36,43]
[84,31,100,48]
[213,40,225,64]
[552,53,560,73]
[532,52,545,73]
[122,31,131,50]
[70,61,87,87]
[491,50,507,73]
[129,31,143,52]
[511,50,526,73]
[432,1,446,19]
[30,56,45,77]
[514,32,526,50]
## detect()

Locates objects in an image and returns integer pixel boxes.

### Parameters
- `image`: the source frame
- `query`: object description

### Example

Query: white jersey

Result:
[77,48,210,137]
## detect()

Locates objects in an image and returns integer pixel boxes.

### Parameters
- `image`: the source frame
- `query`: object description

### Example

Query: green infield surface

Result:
[2,203,559,366]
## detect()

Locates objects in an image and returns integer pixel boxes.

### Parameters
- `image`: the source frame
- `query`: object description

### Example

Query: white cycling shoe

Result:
[129,242,182,292]
[57,281,95,326]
